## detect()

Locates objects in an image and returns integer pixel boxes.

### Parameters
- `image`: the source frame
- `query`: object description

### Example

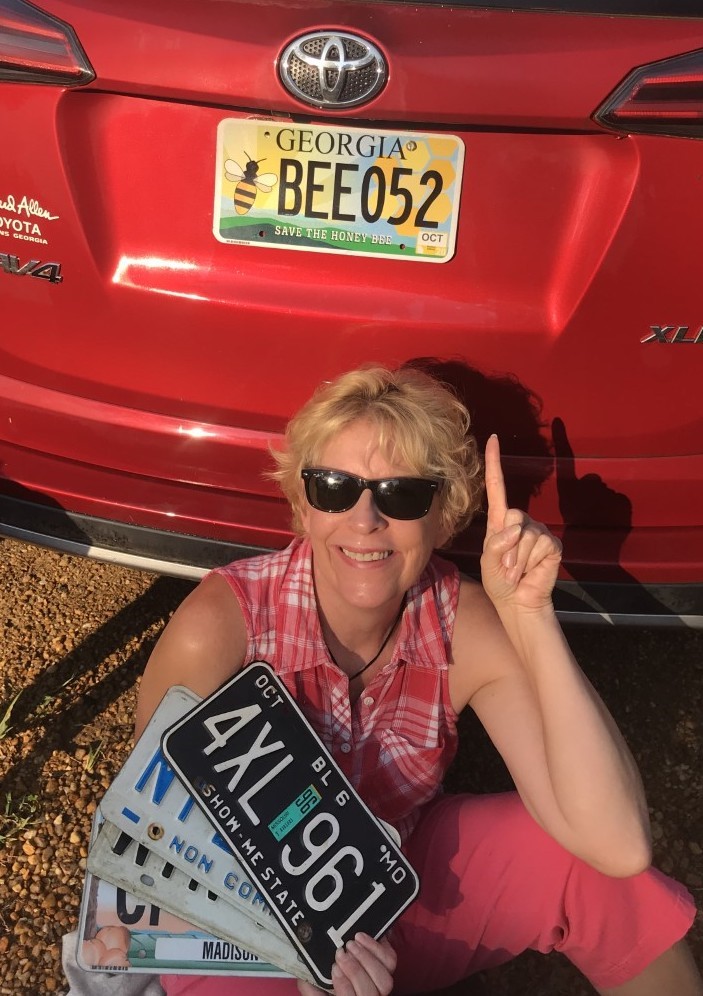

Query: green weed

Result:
[0,793,39,844]
[0,690,22,739]
[83,740,103,773]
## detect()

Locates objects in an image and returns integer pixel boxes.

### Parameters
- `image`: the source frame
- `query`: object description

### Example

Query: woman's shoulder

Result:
[134,572,249,736]
[454,571,507,635]
[160,572,248,665]
[456,570,488,600]
[143,543,306,698]
[447,573,529,711]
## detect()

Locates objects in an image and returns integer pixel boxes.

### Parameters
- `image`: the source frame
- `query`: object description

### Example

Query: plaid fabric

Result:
[212,538,460,843]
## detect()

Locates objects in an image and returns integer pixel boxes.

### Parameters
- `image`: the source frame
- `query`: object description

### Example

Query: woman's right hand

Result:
[297,934,396,996]
[480,433,562,615]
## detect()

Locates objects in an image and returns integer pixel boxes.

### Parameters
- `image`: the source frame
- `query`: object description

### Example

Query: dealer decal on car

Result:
[0,193,60,246]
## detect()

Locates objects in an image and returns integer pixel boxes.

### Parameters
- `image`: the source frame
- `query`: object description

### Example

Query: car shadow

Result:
[406,355,553,506]
[0,477,197,793]
[0,476,94,551]
[405,355,674,618]
[0,569,195,794]
[550,416,674,617]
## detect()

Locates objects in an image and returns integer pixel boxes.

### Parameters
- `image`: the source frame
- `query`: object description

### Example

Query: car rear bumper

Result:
[1,494,701,627]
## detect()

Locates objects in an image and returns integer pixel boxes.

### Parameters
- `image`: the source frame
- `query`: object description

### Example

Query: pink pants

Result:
[162,792,696,995]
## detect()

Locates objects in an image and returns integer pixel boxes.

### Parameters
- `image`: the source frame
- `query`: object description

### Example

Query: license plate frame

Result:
[161,662,419,989]
[213,117,464,262]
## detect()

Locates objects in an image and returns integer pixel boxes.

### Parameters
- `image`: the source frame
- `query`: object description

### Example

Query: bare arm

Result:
[135,573,247,739]
[448,436,651,877]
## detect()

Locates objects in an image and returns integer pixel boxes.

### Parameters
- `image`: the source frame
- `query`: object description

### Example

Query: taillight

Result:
[594,49,703,139]
[0,0,94,85]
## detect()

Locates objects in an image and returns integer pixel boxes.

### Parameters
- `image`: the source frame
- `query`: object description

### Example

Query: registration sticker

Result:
[213,118,464,261]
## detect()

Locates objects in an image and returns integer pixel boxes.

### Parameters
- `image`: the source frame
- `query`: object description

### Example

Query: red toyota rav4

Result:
[1,0,702,624]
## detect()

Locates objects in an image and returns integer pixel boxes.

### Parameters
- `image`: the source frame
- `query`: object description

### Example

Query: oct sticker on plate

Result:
[213,118,464,262]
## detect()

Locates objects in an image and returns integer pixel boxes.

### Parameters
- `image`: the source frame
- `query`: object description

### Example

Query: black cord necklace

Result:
[327,600,405,682]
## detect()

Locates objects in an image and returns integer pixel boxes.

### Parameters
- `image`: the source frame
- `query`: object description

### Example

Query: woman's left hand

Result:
[481,434,562,612]
[297,934,396,996]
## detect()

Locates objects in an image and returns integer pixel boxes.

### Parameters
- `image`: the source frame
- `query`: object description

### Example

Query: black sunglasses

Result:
[301,468,440,520]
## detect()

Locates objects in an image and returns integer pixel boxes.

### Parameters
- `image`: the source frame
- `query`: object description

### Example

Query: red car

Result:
[1,0,702,624]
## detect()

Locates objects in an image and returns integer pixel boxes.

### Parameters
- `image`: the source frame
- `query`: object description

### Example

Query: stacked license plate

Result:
[78,663,419,989]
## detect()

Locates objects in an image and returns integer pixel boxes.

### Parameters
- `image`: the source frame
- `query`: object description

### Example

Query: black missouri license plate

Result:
[213,117,464,262]
[161,662,419,988]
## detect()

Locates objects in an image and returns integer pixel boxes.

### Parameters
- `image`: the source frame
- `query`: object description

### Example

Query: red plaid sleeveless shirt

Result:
[212,538,460,843]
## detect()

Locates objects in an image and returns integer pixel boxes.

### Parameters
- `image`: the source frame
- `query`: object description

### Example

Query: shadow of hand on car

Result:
[552,415,632,580]
[405,355,553,570]
[405,355,673,619]
[552,416,672,616]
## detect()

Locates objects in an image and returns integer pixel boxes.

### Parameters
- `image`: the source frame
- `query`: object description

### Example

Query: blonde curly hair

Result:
[269,365,483,544]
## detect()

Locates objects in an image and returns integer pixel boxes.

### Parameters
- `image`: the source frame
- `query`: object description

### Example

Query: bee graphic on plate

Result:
[224,154,278,215]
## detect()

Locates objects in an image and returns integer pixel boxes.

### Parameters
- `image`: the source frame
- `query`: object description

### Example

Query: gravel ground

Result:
[0,537,700,995]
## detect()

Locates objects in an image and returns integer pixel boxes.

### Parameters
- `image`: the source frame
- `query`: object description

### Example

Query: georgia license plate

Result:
[213,117,464,262]
[161,662,419,989]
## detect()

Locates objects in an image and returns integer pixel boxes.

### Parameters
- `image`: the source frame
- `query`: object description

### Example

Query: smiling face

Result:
[300,418,449,619]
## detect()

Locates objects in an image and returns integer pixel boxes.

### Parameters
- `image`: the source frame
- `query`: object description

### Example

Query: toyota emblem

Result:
[278,31,387,109]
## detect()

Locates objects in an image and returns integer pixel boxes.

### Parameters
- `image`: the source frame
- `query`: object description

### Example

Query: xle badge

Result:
[0,254,63,284]
[641,325,703,344]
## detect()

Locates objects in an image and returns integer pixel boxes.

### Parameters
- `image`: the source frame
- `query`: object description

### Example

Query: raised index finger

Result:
[484,433,509,532]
